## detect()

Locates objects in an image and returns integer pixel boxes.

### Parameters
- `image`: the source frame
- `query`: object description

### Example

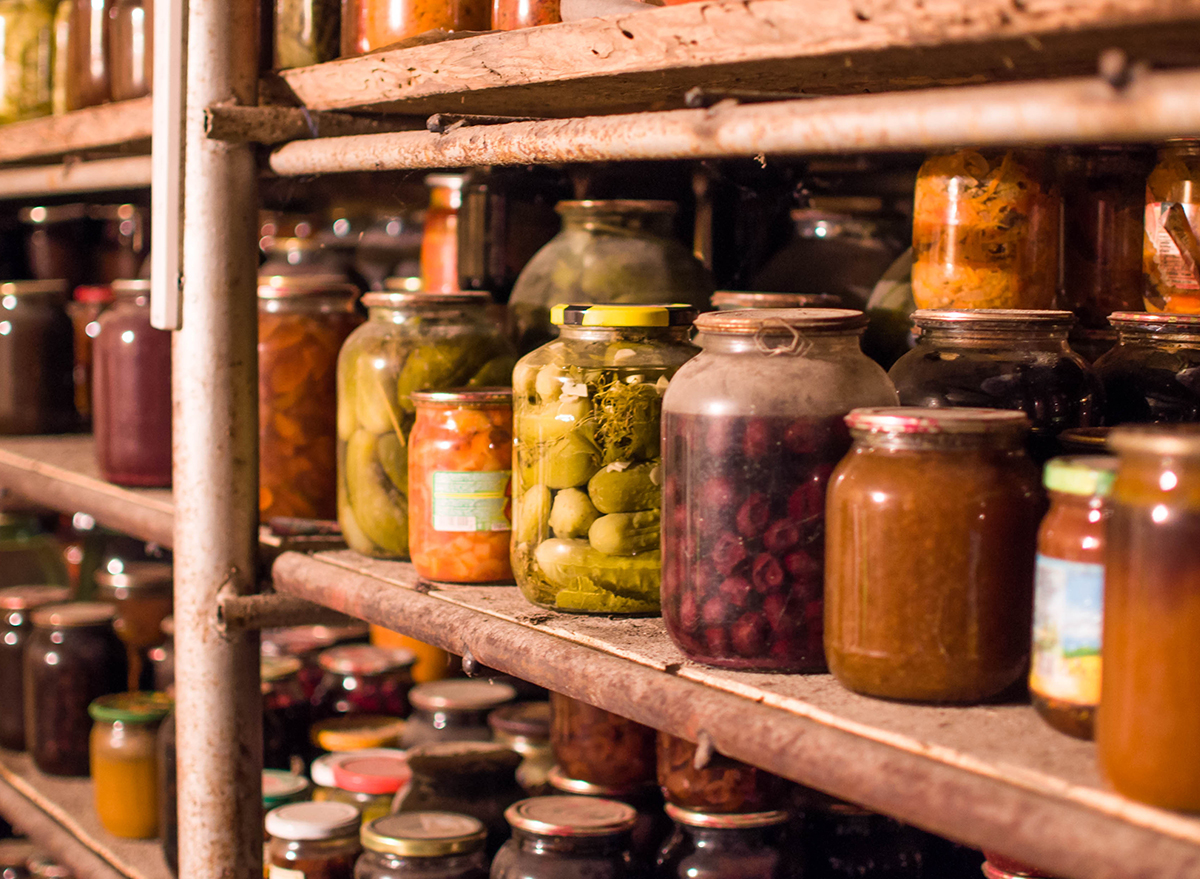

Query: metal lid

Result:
[506,796,638,837]
[265,801,361,841]
[0,585,70,611]
[664,803,790,829]
[912,309,1075,331]
[551,303,697,328]
[261,655,303,683]
[405,741,523,776]
[317,644,416,675]
[311,715,407,752]
[311,748,406,787]
[331,753,412,794]
[410,387,513,407]
[546,765,651,798]
[1108,311,1200,334]
[694,307,867,334]
[1043,456,1117,497]
[262,769,311,807]
[846,407,1030,436]
[1058,427,1113,453]
[361,290,490,309]
[556,199,677,215]
[1109,424,1200,457]
[488,701,550,739]
[362,812,486,857]
[0,280,67,296]
[409,679,517,712]
[95,561,172,597]
[88,691,172,724]
[256,274,359,298]
[111,279,152,296]
[425,173,466,190]
[31,602,116,629]
[711,291,842,310]
[383,276,424,292]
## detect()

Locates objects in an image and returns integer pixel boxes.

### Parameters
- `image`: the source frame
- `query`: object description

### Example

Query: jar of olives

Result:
[336,291,515,559]
[511,304,697,613]
[1093,312,1200,425]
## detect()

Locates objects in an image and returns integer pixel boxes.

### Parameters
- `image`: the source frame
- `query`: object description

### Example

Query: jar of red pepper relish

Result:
[660,309,897,671]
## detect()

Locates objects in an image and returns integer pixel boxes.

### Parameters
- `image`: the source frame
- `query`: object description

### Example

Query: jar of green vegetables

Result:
[0,0,54,123]
[511,304,697,613]
[336,291,515,559]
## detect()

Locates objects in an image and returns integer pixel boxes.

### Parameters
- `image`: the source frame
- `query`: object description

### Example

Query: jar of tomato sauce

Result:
[1098,425,1200,809]
[409,389,513,584]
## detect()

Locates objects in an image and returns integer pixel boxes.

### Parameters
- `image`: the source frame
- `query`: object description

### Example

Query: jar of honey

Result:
[89,691,173,839]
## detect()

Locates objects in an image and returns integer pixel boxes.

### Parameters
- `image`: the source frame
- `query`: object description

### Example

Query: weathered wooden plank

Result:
[274,0,1200,117]
[0,98,153,165]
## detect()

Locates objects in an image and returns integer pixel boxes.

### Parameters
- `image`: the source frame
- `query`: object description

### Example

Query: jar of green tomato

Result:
[511,304,697,613]
[336,291,515,559]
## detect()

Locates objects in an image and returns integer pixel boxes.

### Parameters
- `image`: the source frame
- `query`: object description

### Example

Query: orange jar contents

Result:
[1098,425,1200,809]
[408,389,514,584]
[420,175,465,295]
[350,0,489,53]
[492,0,559,29]
[89,692,172,839]
[824,408,1043,703]
[1029,456,1115,740]
[1143,139,1200,313]
[95,562,173,692]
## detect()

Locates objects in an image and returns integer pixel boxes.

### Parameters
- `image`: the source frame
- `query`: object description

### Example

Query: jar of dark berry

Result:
[262,655,310,770]
[0,585,70,751]
[802,800,925,879]
[660,308,897,671]
[1093,312,1200,425]
[311,645,417,720]
[655,805,793,879]
[491,796,638,879]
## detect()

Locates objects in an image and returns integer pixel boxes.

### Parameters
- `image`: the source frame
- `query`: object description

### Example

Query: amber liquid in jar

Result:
[492,0,559,29]
[655,731,783,814]
[356,0,489,51]
[550,692,656,790]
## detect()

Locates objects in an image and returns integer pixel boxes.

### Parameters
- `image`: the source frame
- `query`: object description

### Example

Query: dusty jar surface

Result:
[490,796,638,879]
[354,811,489,879]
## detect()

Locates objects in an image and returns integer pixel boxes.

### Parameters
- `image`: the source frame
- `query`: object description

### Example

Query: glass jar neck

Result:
[917,325,1069,349]
[556,324,691,344]
[1115,325,1200,347]
[1047,488,1106,512]
[680,824,780,848]
[559,207,674,237]
[368,304,485,325]
[514,829,629,857]
[696,329,864,357]
[854,432,1027,453]
[1161,141,1200,160]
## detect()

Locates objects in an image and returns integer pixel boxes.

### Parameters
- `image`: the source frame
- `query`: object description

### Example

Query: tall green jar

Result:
[336,291,514,559]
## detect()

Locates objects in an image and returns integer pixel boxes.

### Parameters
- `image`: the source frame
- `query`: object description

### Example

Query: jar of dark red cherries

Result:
[310,645,416,720]
[660,308,898,671]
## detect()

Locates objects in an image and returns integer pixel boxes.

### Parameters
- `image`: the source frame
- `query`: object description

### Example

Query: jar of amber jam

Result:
[1143,139,1200,313]
[88,691,172,839]
[344,1,488,55]
[1098,425,1200,809]
[1029,456,1116,740]
[825,408,1043,703]
[1094,312,1200,425]
[550,692,656,789]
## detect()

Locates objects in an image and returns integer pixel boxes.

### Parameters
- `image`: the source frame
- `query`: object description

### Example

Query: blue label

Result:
[1030,554,1104,705]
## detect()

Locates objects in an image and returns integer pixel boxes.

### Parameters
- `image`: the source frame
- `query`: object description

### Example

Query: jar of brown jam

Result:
[1029,456,1116,740]
[549,692,656,789]
[1098,425,1200,809]
[355,812,489,879]
[825,408,1043,703]
[108,0,152,100]
[491,796,638,879]
[0,585,70,751]
[656,731,784,815]
[266,801,362,879]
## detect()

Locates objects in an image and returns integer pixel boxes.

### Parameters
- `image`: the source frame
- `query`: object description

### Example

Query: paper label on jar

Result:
[431,471,512,532]
[268,867,305,879]
[1146,201,1200,291]
[1029,554,1104,706]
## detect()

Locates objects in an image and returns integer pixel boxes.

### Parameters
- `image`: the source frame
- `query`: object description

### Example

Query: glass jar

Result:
[1094,312,1200,425]
[93,279,172,486]
[395,742,525,856]
[1144,139,1200,313]
[264,623,371,699]
[148,615,173,691]
[655,805,791,879]
[0,280,76,435]
[348,0,488,55]
[549,692,655,789]
[274,0,339,69]
[259,274,362,521]
[509,201,714,352]
[404,679,517,747]
[888,309,1101,463]
[825,408,1043,703]
[660,308,898,670]
[511,304,698,613]
[95,561,172,691]
[64,0,110,108]
[0,515,68,591]
[266,801,362,879]
[911,147,1060,310]
[265,768,313,810]
[546,768,670,864]
[1030,456,1115,740]
[336,291,515,559]
[1097,425,1200,809]
[311,717,407,754]
[655,732,784,814]
[25,602,127,776]
[158,709,177,873]
[108,0,151,99]
[491,796,637,879]
[711,291,843,310]
[371,626,453,685]
[0,0,54,123]
[263,655,311,770]
[489,702,552,796]
[312,645,417,719]
[801,800,924,879]
[325,752,411,824]
[88,691,171,838]
[420,175,465,295]
[0,585,69,750]
[981,853,1056,878]
[1059,147,1149,328]
[408,390,514,584]
[356,812,489,879]
[491,0,558,28]
[66,284,112,424]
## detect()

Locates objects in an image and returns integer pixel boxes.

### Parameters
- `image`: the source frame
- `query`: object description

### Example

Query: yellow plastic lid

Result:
[311,714,407,751]
[550,303,697,328]
[1043,456,1117,497]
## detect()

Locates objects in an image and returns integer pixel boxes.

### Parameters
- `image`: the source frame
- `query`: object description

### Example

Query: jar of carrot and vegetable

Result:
[88,691,172,839]
[1143,139,1200,314]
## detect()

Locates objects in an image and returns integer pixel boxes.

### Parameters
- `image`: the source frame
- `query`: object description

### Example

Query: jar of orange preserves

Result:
[421,175,465,295]
[408,389,514,584]
[345,0,488,53]
[89,691,173,839]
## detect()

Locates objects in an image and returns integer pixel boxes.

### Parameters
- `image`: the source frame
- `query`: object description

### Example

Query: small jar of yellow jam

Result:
[89,691,173,839]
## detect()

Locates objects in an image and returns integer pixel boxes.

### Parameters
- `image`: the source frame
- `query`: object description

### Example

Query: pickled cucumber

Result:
[549,489,600,539]
[540,433,602,489]
[468,355,517,387]
[525,397,594,443]
[514,484,552,545]
[534,538,661,605]
[588,510,660,556]
[394,341,481,410]
[587,461,661,514]
[355,352,403,436]
[377,432,408,493]
[344,430,408,556]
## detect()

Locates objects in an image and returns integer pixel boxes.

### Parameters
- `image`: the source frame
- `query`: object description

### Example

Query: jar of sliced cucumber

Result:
[511,304,697,613]
[336,291,516,558]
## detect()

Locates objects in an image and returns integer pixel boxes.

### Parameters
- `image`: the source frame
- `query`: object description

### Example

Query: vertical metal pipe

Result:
[172,0,262,874]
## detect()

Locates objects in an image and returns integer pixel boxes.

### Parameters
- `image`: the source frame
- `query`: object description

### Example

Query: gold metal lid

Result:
[846,407,1030,436]
[695,307,867,334]
[256,274,359,298]
[95,561,173,597]
[664,803,789,829]
[409,388,513,407]
[912,309,1075,331]
[361,812,486,857]
[546,765,652,798]
[1109,424,1200,457]
[505,796,637,837]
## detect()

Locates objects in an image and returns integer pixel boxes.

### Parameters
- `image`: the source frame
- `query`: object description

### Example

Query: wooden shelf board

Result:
[274,549,1200,879]
[0,751,173,879]
[273,0,1200,118]
[0,99,153,166]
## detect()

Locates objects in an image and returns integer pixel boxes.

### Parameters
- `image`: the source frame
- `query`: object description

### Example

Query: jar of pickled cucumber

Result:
[336,291,516,559]
[511,304,698,613]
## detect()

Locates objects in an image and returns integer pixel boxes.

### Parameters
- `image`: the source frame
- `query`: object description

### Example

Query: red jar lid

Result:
[0,585,70,611]
[73,284,113,304]
[331,753,412,795]
[318,644,416,676]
